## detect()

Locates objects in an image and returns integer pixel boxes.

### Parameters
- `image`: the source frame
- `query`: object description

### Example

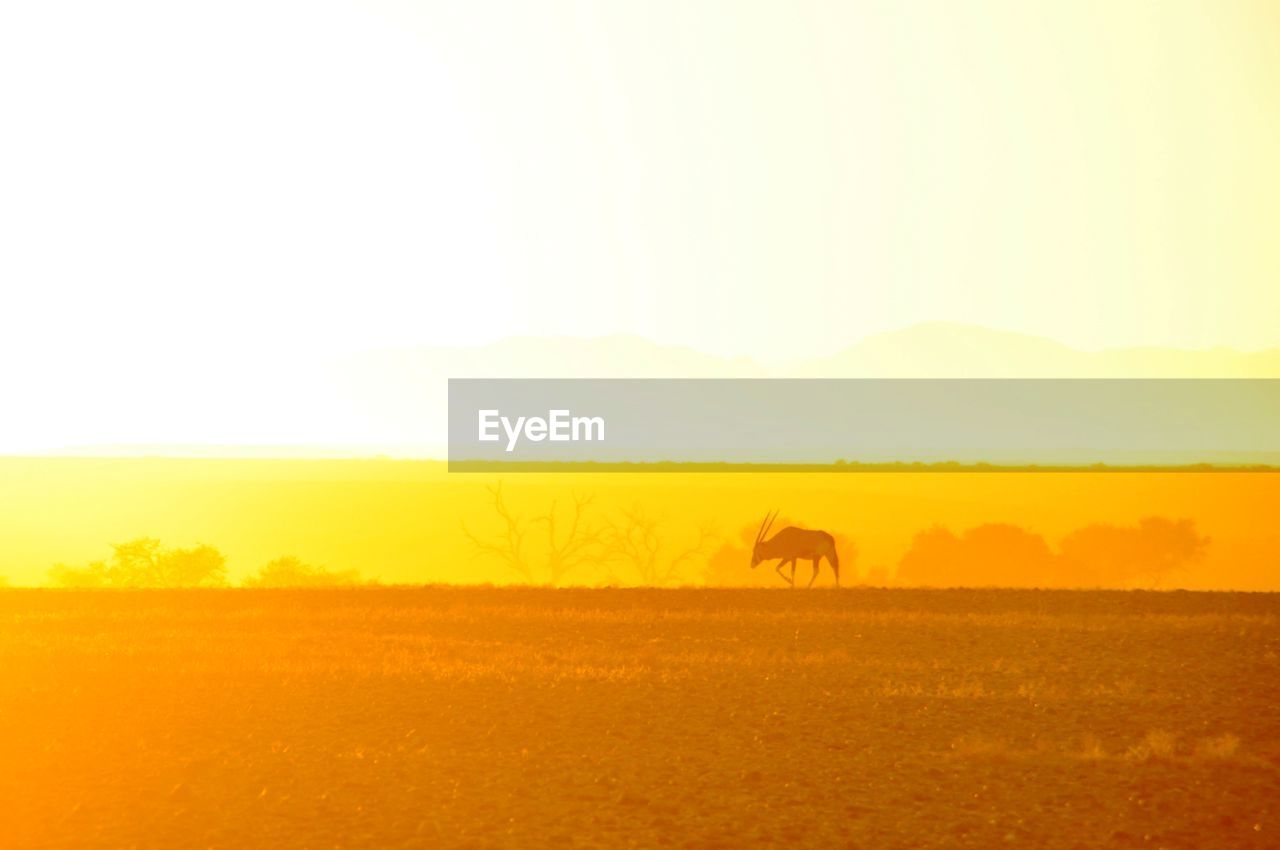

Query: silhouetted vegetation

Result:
[1059,517,1209,587]
[35,512,1212,592]
[242,556,366,588]
[898,523,1064,588]
[600,505,716,586]
[463,485,722,586]
[897,517,1209,588]
[48,538,228,588]
[449,460,1280,473]
[9,459,1275,590]
[463,483,602,585]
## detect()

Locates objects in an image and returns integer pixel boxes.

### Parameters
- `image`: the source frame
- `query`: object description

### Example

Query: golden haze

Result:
[2,457,1277,591]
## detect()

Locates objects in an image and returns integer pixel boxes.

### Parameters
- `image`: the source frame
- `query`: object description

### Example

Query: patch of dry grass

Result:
[1196,733,1242,760]
[1127,729,1179,761]
[1080,733,1108,760]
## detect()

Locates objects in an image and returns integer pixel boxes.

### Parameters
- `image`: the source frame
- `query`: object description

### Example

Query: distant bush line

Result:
[37,511,1209,590]
[47,539,369,588]
[448,460,1279,473]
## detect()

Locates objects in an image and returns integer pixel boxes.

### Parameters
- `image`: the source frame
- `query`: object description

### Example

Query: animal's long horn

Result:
[747,512,768,545]
[756,509,778,546]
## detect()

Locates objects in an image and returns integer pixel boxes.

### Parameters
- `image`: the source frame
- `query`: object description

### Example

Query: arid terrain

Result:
[1,587,1276,849]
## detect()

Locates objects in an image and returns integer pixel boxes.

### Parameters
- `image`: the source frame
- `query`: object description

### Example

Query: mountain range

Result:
[314,322,1280,456]
[48,323,1280,457]
[336,322,1280,381]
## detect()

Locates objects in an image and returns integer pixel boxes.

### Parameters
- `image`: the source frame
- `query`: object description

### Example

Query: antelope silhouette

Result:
[750,510,840,587]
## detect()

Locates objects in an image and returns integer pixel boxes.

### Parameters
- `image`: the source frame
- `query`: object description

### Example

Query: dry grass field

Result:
[1,587,1277,849]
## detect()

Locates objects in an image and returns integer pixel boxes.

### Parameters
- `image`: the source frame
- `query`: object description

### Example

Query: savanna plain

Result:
[1,586,1276,849]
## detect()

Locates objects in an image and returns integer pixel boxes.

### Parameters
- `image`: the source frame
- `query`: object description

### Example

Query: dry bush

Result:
[242,557,365,588]
[1126,729,1178,761]
[1194,733,1241,760]
[1079,734,1107,760]
[48,538,227,588]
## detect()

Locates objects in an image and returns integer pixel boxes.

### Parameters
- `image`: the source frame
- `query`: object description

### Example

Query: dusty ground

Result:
[0,587,1276,849]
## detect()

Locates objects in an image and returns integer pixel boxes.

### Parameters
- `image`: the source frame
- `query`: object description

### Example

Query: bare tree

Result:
[602,504,716,586]
[539,492,601,586]
[463,483,533,582]
[463,483,601,585]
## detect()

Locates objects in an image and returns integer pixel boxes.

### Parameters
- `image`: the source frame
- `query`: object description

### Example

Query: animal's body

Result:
[750,511,840,587]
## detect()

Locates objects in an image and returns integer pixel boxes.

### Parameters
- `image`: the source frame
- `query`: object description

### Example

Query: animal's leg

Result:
[831,555,840,588]
[775,560,793,586]
[790,560,797,588]
[807,557,820,588]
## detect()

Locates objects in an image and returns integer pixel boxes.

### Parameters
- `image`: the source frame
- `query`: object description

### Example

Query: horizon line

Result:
[4,455,1279,473]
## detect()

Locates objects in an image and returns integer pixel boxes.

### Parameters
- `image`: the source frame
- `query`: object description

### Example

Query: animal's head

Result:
[749,509,779,568]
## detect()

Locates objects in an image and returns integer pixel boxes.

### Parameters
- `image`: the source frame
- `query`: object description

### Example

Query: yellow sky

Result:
[1,1,1278,450]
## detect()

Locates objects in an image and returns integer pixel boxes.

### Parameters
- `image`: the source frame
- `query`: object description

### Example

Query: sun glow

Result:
[2,0,1278,453]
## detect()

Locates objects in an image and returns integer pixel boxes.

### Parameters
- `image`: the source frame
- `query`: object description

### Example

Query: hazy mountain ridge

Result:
[799,323,1280,378]
[342,323,1280,380]
[35,324,1280,457]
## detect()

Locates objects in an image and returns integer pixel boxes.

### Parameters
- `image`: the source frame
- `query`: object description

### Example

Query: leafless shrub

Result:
[1079,734,1106,760]
[463,483,601,586]
[243,556,366,588]
[1194,734,1241,760]
[601,504,716,586]
[1126,729,1177,761]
